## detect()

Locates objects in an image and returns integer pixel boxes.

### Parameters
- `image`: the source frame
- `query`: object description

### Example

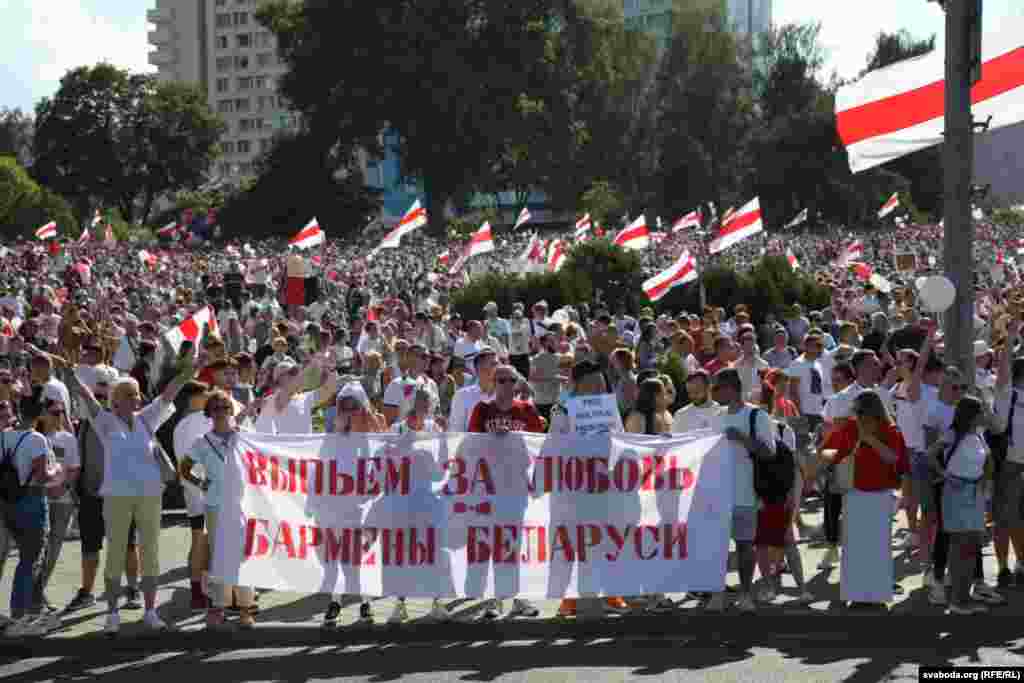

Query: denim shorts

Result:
[909,451,937,516]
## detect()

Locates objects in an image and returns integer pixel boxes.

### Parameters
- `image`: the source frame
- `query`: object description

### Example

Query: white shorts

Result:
[183,480,207,519]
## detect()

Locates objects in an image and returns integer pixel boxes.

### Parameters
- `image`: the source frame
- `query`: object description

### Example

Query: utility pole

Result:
[940,0,980,382]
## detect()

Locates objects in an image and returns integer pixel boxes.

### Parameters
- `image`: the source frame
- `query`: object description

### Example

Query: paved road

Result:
[3,507,1024,682]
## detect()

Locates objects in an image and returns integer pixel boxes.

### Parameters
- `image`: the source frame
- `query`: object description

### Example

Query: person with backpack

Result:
[0,404,61,637]
[706,367,778,613]
[822,390,909,610]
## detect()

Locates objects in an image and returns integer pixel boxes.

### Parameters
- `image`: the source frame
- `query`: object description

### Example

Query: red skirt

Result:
[755,503,790,547]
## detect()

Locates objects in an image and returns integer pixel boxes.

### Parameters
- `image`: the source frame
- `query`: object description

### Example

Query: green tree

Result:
[0,108,33,166]
[0,156,78,239]
[580,179,624,228]
[33,64,225,225]
[218,130,381,240]
[0,155,39,226]
[258,0,565,237]
[559,240,645,313]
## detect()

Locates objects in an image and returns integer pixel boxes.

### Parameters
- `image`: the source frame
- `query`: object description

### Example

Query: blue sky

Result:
[1,1,1022,114]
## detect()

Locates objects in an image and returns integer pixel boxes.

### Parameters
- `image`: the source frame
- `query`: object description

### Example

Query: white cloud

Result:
[24,0,152,97]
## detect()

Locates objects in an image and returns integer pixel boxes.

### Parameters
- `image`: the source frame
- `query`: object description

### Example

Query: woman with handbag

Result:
[66,353,194,635]
[822,390,909,610]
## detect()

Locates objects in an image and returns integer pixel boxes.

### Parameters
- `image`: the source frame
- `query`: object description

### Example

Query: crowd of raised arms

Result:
[1,216,1023,637]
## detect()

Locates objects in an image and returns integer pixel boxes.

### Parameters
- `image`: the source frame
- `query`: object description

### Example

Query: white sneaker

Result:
[482,599,502,620]
[4,616,35,637]
[32,612,61,634]
[818,546,839,569]
[428,600,450,622]
[928,584,947,606]
[387,601,408,624]
[508,599,540,618]
[142,609,167,631]
[735,594,756,612]
[704,593,727,612]
[104,611,121,635]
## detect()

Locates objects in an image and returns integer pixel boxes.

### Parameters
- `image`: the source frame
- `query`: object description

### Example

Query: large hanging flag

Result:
[547,239,568,273]
[158,221,178,238]
[466,222,495,258]
[709,198,762,254]
[837,19,1024,173]
[613,214,650,251]
[514,207,531,230]
[379,200,427,249]
[35,222,57,240]
[289,218,324,250]
[786,248,800,270]
[672,209,702,233]
[785,208,808,229]
[877,193,900,219]
[643,250,697,302]
[574,214,592,242]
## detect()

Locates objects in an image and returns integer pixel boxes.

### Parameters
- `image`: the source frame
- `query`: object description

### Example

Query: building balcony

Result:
[148,27,173,45]
[146,7,173,24]
[148,48,177,67]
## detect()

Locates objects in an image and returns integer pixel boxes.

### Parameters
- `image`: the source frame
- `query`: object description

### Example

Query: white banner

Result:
[212,431,735,599]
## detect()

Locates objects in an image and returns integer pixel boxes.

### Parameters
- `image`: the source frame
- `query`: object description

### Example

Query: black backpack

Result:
[0,433,34,503]
[748,408,797,504]
[986,389,1016,475]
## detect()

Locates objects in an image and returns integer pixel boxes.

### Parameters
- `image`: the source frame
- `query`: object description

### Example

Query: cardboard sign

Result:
[568,394,624,437]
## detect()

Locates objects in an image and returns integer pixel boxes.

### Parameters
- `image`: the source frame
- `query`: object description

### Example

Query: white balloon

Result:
[919,275,956,313]
[915,276,927,291]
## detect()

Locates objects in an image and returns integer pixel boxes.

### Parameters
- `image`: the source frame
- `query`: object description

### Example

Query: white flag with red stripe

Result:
[379,200,428,249]
[574,214,592,242]
[158,221,178,237]
[786,248,799,270]
[91,209,102,228]
[613,214,649,251]
[289,218,324,250]
[837,19,1024,173]
[877,192,900,219]
[466,222,495,258]
[138,250,158,268]
[672,209,701,233]
[650,231,667,245]
[78,228,90,245]
[35,221,57,240]
[547,239,568,273]
[708,198,762,254]
[164,305,220,355]
[514,207,531,230]
[643,250,697,302]
[437,249,450,267]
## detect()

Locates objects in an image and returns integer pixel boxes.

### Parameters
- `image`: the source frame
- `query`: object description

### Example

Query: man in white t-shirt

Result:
[172,381,214,610]
[707,367,777,613]
[381,343,437,425]
[254,351,338,434]
[823,349,894,425]
[671,370,724,434]
[507,305,532,380]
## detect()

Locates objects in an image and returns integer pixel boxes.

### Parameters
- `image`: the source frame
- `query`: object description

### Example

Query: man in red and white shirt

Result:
[467,363,542,619]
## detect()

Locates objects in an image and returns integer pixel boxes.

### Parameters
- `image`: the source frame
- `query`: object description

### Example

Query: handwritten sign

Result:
[568,394,624,437]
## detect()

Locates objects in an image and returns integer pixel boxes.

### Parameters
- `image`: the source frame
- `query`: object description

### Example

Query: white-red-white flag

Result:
[837,18,1024,173]
[574,214,592,242]
[379,200,427,249]
[158,221,178,237]
[91,210,102,228]
[877,193,900,219]
[289,218,324,250]
[613,214,650,251]
[643,250,697,302]
[164,305,219,355]
[514,207,531,230]
[786,248,800,270]
[785,208,808,229]
[650,231,667,245]
[35,222,57,240]
[437,249,450,267]
[78,228,91,245]
[466,222,495,258]
[138,250,158,269]
[547,239,568,273]
[672,209,701,233]
[709,198,763,254]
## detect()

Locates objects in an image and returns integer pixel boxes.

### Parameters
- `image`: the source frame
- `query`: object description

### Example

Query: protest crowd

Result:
[2,203,1024,639]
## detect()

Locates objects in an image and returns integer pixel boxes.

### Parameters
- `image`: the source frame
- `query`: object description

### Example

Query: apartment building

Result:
[147,0,300,183]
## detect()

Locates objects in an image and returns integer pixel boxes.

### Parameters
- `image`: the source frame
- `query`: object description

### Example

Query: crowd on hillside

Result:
[0,212,1023,637]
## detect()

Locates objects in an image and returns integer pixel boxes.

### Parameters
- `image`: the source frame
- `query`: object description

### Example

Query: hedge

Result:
[450,244,831,324]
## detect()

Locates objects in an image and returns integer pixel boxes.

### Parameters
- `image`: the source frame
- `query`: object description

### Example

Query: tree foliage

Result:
[0,108,33,167]
[0,156,77,239]
[32,64,224,225]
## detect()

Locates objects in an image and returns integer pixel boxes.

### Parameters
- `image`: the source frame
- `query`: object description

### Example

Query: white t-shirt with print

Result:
[720,405,777,509]
[3,430,53,489]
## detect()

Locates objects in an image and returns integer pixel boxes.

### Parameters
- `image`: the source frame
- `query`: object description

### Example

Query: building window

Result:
[239,161,253,175]
[215,0,226,6]
[256,32,272,48]
[216,77,230,93]
[252,76,266,89]
[218,162,231,176]
[216,56,232,72]
[237,76,253,90]
[237,33,252,48]
[233,11,248,25]
[217,99,234,113]
[235,98,250,112]
[221,141,235,155]
[256,53,274,67]
[234,55,250,70]
[215,13,231,28]
[237,140,251,154]
[259,138,273,153]
[215,35,228,50]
